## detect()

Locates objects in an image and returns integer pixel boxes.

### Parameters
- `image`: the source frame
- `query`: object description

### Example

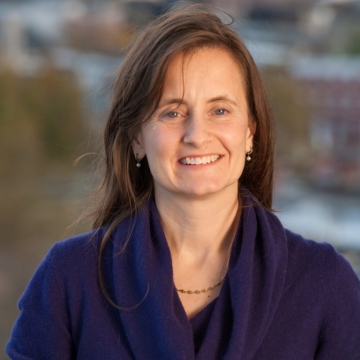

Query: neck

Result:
[154,187,240,260]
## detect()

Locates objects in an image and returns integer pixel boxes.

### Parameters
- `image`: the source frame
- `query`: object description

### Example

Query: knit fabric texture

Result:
[6,193,360,359]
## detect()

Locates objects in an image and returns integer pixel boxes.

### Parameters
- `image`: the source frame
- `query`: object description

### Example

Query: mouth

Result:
[179,155,221,165]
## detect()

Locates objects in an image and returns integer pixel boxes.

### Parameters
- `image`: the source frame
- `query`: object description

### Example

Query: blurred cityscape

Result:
[1,0,360,356]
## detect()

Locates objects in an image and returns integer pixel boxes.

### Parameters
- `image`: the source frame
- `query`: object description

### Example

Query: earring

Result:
[246,149,253,161]
[135,153,141,168]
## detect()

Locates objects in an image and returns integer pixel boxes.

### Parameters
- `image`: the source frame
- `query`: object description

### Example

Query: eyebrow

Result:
[158,95,238,107]
[207,96,238,106]
[159,98,187,107]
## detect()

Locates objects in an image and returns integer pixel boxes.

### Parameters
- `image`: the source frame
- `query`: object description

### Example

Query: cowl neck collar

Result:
[107,192,288,359]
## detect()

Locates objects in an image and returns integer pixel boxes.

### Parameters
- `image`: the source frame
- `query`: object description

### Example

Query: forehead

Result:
[161,47,246,98]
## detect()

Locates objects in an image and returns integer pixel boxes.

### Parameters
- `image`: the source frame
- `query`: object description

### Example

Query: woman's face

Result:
[132,47,255,200]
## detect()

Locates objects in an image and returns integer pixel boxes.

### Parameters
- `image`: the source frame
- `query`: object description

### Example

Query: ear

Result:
[131,131,146,160]
[246,120,256,153]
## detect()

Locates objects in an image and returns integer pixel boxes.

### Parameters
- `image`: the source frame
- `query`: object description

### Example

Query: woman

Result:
[7,5,360,359]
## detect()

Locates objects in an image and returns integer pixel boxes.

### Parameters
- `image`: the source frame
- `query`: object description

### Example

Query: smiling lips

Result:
[179,155,221,165]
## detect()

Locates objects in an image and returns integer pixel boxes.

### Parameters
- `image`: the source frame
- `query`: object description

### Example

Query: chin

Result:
[177,183,232,198]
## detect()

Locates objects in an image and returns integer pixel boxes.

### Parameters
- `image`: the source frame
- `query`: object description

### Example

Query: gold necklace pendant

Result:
[175,276,226,294]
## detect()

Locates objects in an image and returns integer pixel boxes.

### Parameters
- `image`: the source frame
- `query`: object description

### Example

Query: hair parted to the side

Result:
[91,4,275,308]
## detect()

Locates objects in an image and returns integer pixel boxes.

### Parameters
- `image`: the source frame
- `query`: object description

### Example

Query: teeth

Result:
[180,155,220,165]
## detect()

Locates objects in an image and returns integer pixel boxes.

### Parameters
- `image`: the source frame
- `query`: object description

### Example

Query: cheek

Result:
[143,124,180,153]
[141,125,161,154]
[141,128,176,170]
[225,124,249,150]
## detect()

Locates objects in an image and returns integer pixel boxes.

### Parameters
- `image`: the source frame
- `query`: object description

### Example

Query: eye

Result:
[166,111,180,118]
[158,107,185,123]
[214,109,227,115]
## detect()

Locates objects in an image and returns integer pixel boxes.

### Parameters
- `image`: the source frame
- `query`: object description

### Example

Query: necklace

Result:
[175,276,226,294]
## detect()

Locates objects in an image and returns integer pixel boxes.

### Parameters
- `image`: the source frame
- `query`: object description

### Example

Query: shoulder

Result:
[46,229,104,262]
[256,208,359,300]
[284,228,350,276]
[283,228,360,302]
[282,233,360,357]
[285,229,336,264]
[44,229,103,272]
[18,229,104,299]
[15,228,113,325]
[245,195,357,288]
[7,229,112,359]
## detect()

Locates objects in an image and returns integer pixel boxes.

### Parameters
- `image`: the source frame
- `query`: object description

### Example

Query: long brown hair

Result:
[91,4,275,307]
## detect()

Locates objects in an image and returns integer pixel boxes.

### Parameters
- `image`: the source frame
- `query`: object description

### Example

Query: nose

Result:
[182,113,212,147]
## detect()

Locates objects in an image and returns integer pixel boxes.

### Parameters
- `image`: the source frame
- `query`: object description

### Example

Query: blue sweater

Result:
[6,196,360,359]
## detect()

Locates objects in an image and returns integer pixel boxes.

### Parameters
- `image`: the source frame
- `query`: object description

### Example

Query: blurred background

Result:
[1,0,360,356]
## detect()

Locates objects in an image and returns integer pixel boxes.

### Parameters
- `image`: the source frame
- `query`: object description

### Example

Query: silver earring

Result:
[246,149,253,161]
[135,153,141,168]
